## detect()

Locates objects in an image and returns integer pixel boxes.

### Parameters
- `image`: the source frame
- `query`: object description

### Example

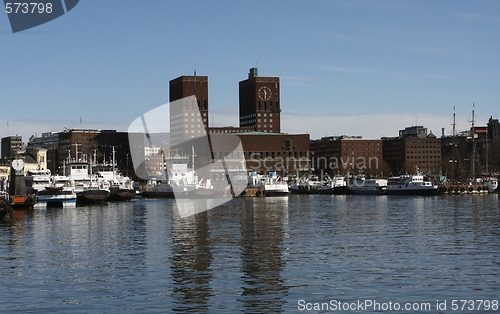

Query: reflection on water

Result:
[171,207,213,312]
[0,194,499,312]
[239,197,288,313]
[169,197,290,312]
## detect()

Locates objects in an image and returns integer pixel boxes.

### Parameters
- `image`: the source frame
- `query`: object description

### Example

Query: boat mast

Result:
[451,108,456,184]
[191,145,196,172]
[470,104,476,180]
[112,146,116,181]
[486,129,489,175]
[72,142,80,162]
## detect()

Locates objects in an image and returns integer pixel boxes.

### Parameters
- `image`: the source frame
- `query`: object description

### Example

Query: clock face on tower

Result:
[258,86,272,101]
[12,158,25,172]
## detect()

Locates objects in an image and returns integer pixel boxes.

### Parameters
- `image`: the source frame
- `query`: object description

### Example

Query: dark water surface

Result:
[0,194,499,313]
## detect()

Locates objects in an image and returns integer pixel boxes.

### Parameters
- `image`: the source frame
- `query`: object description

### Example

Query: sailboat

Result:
[468,104,498,192]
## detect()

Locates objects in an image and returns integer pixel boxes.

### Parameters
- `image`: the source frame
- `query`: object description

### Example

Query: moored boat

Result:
[386,172,437,196]
[332,175,348,194]
[289,174,334,195]
[91,147,136,201]
[142,179,174,198]
[263,172,289,196]
[347,177,387,195]
[36,175,77,207]
[92,164,135,201]
[65,161,110,204]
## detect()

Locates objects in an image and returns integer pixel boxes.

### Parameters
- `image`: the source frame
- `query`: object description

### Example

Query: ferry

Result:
[386,173,437,195]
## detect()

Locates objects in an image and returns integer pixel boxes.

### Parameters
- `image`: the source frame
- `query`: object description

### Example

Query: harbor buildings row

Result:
[2,68,500,182]
[3,122,493,183]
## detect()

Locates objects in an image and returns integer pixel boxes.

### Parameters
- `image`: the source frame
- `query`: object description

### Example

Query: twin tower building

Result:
[170,68,281,137]
[167,68,310,173]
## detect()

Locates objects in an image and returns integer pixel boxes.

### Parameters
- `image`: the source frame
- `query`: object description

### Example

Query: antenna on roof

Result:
[194,69,197,99]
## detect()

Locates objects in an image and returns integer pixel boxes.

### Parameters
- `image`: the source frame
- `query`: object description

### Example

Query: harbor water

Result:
[0,194,499,313]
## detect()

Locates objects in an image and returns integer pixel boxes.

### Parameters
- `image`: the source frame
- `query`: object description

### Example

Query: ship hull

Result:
[386,188,437,196]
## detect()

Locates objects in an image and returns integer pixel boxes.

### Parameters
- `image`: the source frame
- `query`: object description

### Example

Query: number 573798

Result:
[451,300,498,311]
[5,2,53,14]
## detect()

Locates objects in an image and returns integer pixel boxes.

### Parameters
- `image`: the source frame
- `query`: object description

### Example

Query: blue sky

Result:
[1,0,500,141]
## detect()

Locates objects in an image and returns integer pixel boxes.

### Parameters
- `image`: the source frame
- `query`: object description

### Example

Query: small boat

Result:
[485,178,498,193]
[263,172,289,196]
[386,170,437,196]
[142,179,174,198]
[347,177,387,195]
[25,169,52,194]
[241,171,264,197]
[467,177,498,193]
[289,174,334,194]
[36,175,77,207]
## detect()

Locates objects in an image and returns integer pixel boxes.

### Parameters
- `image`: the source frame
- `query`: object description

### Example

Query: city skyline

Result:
[1,1,499,141]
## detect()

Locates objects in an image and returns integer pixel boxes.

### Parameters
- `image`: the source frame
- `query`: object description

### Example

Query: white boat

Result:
[36,175,77,207]
[65,161,110,203]
[347,177,387,195]
[93,163,136,201]
[289,174,334,194]
[142,154,215,198]
[263,172,289,196]
[485,178,498,193]
[91,147,136,201]
[386,171,437,195]
[25,169,52,194]
[467,177,497,193]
